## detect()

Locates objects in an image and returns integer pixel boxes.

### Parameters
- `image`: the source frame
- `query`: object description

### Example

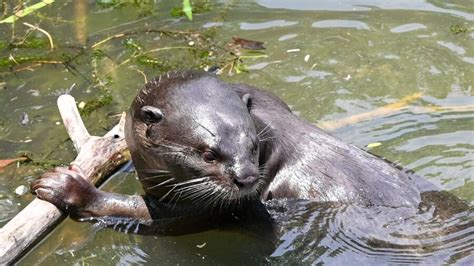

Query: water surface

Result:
[0,0,473,264]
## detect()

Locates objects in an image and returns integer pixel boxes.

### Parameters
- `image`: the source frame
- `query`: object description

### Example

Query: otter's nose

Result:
[233,175,258,189]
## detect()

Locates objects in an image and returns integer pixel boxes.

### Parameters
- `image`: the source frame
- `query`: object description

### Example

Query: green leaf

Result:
[182,0,193,21]
[367,142,382,148]
[0,0,55,24]
[234,61,248,74]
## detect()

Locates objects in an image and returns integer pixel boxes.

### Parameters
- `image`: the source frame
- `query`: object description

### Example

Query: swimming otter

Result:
[31,70,423,227]
[230,83,422,206]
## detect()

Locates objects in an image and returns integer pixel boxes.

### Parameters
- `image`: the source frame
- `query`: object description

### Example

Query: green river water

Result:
[0,0,473,264]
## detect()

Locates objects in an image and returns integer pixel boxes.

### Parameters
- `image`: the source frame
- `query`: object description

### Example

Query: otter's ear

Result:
[241,93,252,112]
[140,106,164,124]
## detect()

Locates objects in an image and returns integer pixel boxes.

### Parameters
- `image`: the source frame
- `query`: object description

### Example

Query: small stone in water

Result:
[15,185,28,196]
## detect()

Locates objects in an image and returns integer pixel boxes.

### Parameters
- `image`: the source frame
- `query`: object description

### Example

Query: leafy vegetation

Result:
[450,24,469,34]
[0,0,54,24]
[79,94,114,117]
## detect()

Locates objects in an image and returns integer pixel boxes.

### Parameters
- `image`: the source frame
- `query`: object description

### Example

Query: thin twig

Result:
[22,22,54,50]
[91,33,126,48]
[91,29,204,49]
[14,61,64,72]
[135,68,148,84]
[144,46,195,54]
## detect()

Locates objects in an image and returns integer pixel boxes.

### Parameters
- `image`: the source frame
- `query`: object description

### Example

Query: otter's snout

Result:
[233,174,258,189]
[231,157,259,190]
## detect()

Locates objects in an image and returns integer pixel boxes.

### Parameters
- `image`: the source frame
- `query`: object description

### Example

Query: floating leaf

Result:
[367,142,382,149]
[182,0,193,21]
[234,61,248,74]
[0,0,55,24]
[0,157,28,169]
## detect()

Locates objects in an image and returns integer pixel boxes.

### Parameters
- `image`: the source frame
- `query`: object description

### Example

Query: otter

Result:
[230,83,423,206]
[31,70,425,230]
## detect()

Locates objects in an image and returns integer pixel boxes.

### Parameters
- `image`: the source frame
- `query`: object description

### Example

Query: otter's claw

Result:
[31,165,99,219]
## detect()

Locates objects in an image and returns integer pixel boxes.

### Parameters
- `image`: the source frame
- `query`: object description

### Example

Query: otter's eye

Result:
[202,150,217,163]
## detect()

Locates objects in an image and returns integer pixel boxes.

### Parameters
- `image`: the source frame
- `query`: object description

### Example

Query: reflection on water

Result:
[0,0,472,264]
[257,0,474,20]
[312,20,370,30]
[390,23,428,33]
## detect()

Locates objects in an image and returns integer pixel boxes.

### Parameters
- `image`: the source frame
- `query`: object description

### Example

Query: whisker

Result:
[160,176,211,205]
[181,184,213,201]
[146,177,176,189]
[140,174,169,181]
[156,143,185,151]
[257,121,273,138]
[137,168,171,174]
[169,177,210,188]
[159,185,178,202]
[174,182,209,193]
[258,136,276,143]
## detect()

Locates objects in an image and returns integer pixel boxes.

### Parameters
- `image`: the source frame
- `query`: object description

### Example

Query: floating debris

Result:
[231,37,265,50]
[196,242,207,248]
[367,142,382,148]
[14,185,28,196]
[19,112,30,126]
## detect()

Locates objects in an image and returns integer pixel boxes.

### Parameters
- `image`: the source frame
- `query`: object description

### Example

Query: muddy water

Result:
[0,0,472,264]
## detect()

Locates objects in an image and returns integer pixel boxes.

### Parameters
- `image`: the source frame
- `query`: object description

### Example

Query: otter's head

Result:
[125,71,261,206]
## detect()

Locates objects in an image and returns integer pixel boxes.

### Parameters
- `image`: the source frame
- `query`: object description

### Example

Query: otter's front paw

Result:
[31,165,99,219]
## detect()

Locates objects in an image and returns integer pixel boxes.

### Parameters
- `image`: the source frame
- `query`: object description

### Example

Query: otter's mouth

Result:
[159,176,261,206]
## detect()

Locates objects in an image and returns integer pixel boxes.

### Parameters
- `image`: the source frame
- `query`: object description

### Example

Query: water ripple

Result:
[312,20,370,30]
[390,23,427,33]
[240,20,298,30]
[268,199,474,264]
[257,0,474,20]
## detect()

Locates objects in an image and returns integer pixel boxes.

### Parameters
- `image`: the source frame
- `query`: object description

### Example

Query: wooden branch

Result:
[57,95,90,151]
[0,95,130,264]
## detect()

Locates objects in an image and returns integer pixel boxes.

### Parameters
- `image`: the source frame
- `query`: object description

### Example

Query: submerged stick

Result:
[317,92,424,130]
[0,95,130,264]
